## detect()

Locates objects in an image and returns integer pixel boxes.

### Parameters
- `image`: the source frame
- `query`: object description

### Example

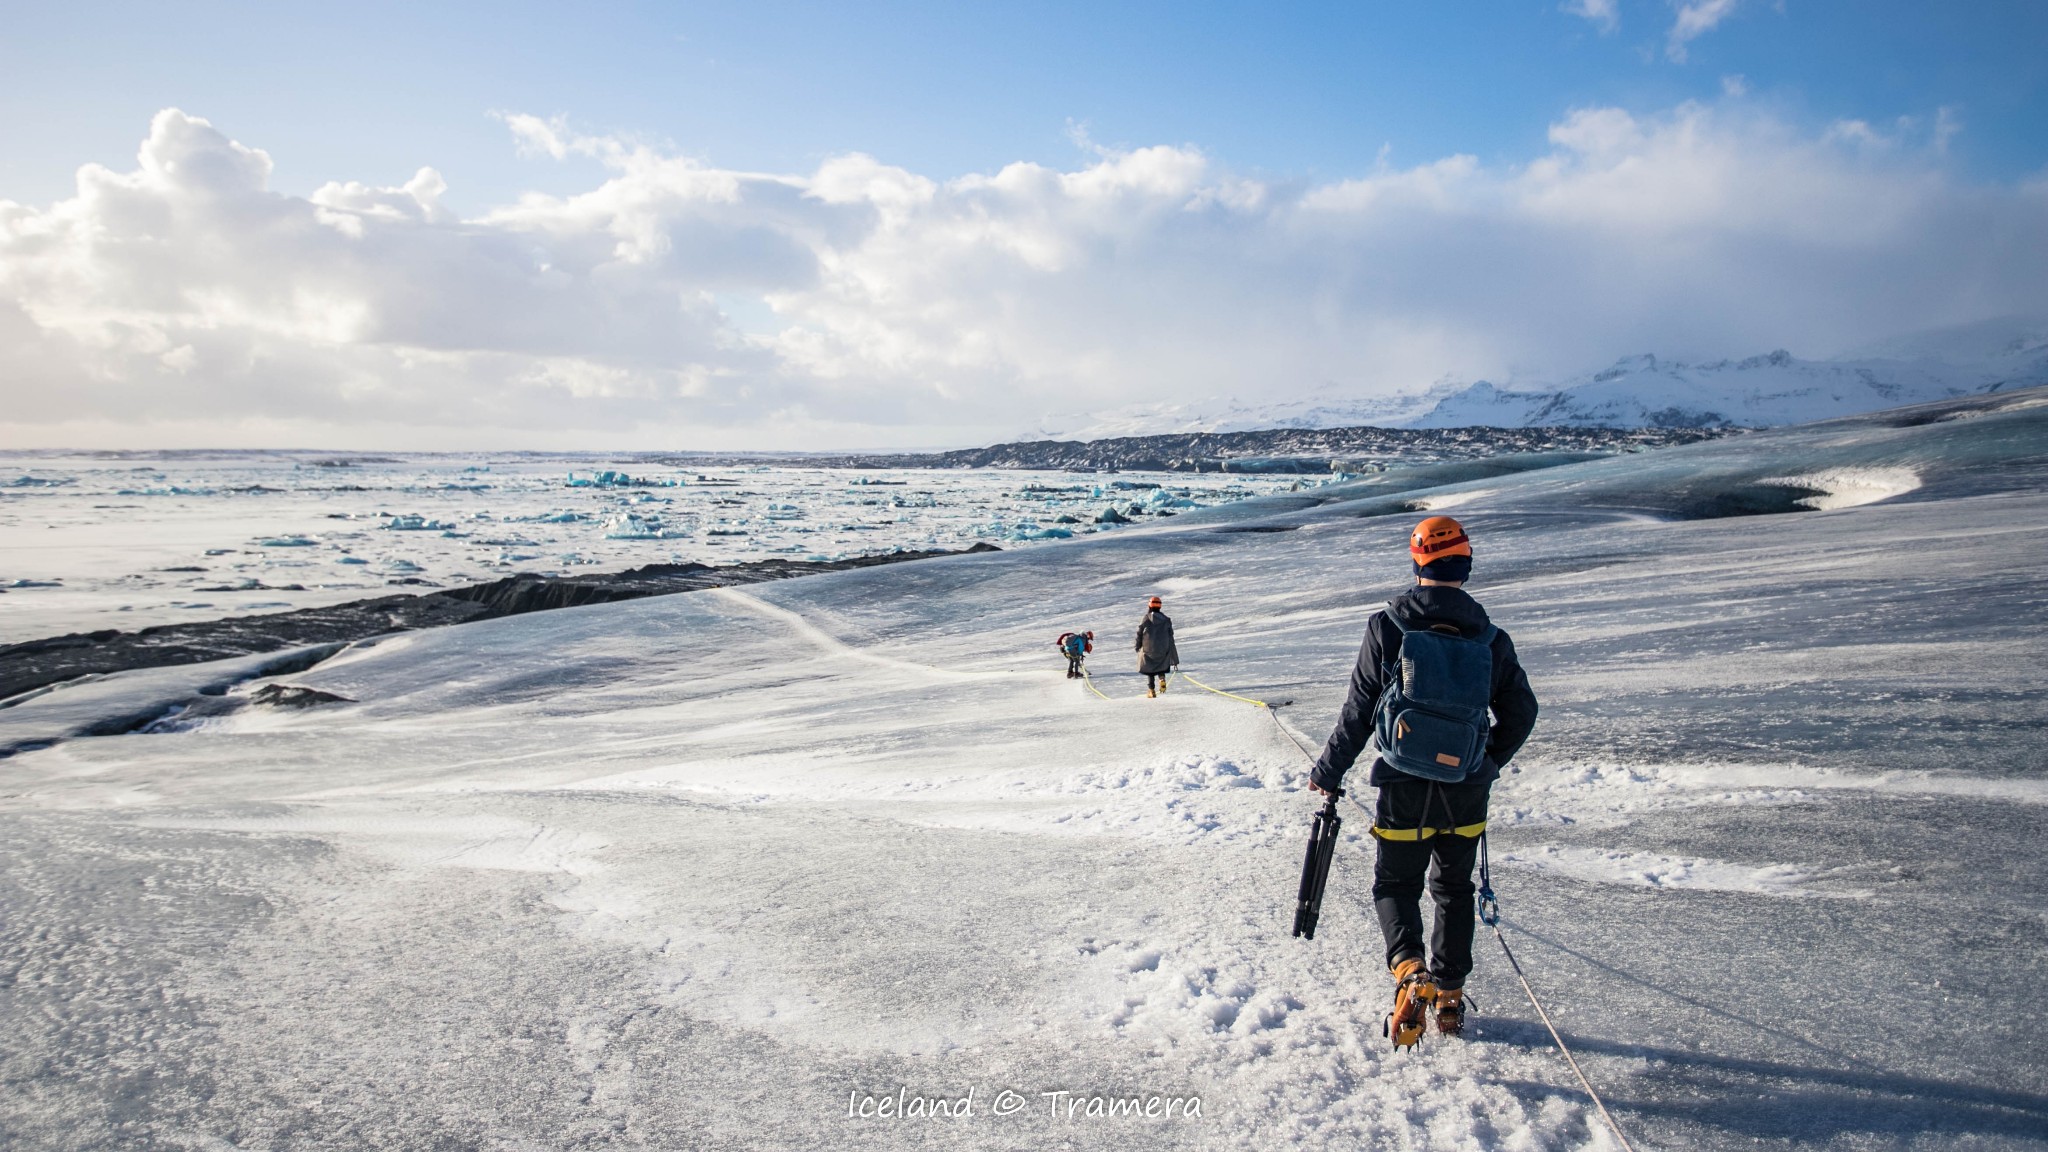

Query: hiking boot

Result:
[1435,986,1466,1037]
[1382,956,1437,1049]
[1147,687,1157,698]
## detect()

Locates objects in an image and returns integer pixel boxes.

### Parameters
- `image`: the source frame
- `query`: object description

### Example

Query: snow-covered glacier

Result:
[2,386,2045,1150]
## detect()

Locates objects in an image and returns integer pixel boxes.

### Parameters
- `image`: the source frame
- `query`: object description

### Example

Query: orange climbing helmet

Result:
[1148,596,1163,609]
[1410,516,1471,564]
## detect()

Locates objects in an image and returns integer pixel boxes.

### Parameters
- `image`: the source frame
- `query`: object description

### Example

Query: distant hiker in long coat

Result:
[1135,596,1178,697]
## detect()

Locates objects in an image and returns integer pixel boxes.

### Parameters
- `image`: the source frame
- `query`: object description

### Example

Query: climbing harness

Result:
[1478,835,1643,1152]
[1369,821,1489,841]
[1372,781,1489,842]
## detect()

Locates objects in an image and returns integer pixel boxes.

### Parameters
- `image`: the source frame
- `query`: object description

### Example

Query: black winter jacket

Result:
[1309,585,1538,792]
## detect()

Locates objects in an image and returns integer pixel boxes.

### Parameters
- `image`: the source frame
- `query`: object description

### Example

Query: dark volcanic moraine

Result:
[663,423,1728,473]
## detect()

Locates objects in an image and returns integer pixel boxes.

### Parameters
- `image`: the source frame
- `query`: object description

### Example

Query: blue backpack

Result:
[1372,611,1498,783]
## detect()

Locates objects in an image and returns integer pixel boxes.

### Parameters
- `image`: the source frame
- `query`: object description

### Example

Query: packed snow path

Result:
[3,389,2047,1150]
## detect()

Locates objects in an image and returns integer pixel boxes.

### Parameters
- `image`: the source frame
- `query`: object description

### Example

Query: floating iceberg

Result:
[565,470,680,489]
[383,515,457,531]
[601,513,683,540]
[991,520,1074,542]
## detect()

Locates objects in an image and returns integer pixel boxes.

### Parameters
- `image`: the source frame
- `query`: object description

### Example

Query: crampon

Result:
[1435,987,1468,1036]
[1381,957,1438,1049]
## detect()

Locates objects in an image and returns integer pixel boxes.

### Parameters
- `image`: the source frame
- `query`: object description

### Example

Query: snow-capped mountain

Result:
[1037,315,2048,435]
[1030,380,1470,440]
[1408,318,2048,427]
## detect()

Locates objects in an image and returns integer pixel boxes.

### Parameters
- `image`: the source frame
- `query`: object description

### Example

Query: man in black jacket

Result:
[1309,515,1538,1044]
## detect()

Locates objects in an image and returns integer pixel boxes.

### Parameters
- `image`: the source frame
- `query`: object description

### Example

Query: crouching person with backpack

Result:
[1308,516,1538,1047]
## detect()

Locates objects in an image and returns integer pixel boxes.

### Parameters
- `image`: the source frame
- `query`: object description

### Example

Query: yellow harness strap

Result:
[1370,821,1488,841]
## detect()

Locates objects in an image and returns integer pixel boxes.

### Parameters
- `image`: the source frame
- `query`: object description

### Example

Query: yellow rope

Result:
[1054,645,1121,700]
[1076,664,1116,702]
[1178,671,1273,709]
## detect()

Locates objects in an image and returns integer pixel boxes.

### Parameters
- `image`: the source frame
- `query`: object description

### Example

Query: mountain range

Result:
[1035,315,2048,436]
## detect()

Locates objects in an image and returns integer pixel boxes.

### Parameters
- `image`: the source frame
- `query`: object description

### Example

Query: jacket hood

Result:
[1388,585,1491,638]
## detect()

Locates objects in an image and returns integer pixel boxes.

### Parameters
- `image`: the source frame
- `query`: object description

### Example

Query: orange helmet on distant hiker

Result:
[1409,516,1471,564]
[1148,596,1163,608]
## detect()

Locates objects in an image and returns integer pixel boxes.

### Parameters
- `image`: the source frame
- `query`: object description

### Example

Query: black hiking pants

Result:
[1066,656,1083,678]
[1147,671,1170,691]
[1371,778,1490,989]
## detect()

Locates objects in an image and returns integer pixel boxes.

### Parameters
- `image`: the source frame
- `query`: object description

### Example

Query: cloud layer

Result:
[2,102,2044,448]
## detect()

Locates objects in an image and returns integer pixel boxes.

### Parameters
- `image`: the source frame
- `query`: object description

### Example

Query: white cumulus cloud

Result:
[1668,0,1742,61]
[1563,0,1622,35]
[0,102,2043,449]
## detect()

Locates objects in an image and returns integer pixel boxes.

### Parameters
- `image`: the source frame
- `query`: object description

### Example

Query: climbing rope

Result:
[1144,669,1324,762]
[1178,671,1278,709]
[1265,706,1320,764]
[1173,670,1325,762]
[1077,665,1115,703]
[1480,838,1643,1152]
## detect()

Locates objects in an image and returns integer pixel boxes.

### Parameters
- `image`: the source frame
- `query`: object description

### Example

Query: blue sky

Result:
[5,1,2043,208]
[1,2,2045,448]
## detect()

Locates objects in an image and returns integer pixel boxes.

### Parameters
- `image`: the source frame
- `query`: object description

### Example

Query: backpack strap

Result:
[1376,607,1408,684]
[1388,605,1498,647]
